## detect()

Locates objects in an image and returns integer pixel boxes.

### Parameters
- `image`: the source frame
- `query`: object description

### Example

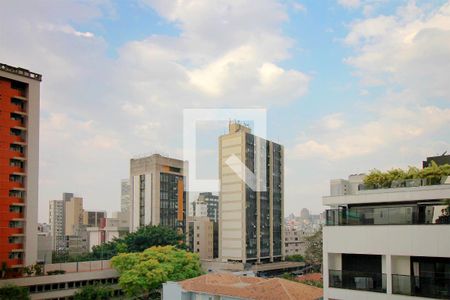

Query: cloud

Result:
[338,0,361,9]
[0,0,311,220]
[344,1,450,99]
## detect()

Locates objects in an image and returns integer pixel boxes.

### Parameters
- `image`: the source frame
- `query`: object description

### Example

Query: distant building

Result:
[284,227,307,257]
[83,210,106,227]
[66,224,89,256]
[163,273,323,300]
[422,153,450,167]
[323,160,450,299]
[49,200,65,251]
[37,233,52,264]
[87,215,129,251]
[300,208,310,220]
[0,63,41,268]
[130,154,187,233]
[192,192,219,222]
[186,216,214,259]
[121,178,131,214]
[219,122,284,264]
[64,197,84,236]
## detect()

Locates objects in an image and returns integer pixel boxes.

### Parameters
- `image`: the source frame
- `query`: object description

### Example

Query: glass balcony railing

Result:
[329,269,386,293]
[392,274,450,299]
[326,204,450,226]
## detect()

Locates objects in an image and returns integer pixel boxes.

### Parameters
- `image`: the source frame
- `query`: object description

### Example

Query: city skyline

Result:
[0,1,449,223]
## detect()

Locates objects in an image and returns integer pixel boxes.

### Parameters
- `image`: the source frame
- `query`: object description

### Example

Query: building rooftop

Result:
[0,63,42,81]
[179,273,322,300]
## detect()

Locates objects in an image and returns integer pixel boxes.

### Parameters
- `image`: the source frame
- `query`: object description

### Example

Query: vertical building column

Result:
[322,252,329,300]
[386,254,392,294]
[269,142,274,262]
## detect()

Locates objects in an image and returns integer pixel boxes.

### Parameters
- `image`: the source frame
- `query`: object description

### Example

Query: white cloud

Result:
[0,0,311,220]
[344,1,450,99]
[338,0,361,9]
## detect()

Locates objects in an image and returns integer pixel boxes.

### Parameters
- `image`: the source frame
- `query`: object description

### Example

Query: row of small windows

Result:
[28,277,119,294]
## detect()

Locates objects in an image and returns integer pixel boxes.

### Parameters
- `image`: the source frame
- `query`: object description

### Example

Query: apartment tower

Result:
[0,63,41,268]
[130,154,187,232]
[219,122,284,264]
[49,200,64,251]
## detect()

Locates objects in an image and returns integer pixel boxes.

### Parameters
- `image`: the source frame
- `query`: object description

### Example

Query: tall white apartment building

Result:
[219,122,284,264]
[323,171,450,300]
[49,200,65,251]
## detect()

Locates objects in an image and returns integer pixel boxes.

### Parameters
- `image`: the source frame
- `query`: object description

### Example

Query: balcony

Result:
[326,203,450,226]
[329,269,386,293]
[393,274,450,299]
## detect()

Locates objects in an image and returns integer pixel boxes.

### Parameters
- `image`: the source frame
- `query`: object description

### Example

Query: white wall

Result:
[324,225,450,257]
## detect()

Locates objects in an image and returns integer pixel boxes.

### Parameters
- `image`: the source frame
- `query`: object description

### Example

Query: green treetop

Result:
[111,245,203,297]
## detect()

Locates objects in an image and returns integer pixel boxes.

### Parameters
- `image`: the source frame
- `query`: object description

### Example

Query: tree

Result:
[304,228,323,266]
[123,226,185,253]
[285,254,304,262]
[92,225,185,260]
[111,245,203,298]
[73,284,113,300]
[0,284,30,300]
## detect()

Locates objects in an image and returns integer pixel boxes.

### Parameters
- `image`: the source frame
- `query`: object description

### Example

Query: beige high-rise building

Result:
[186,216,214,260]
[219,122,284,264]
[65,197,84,236]
[130,154,187,232]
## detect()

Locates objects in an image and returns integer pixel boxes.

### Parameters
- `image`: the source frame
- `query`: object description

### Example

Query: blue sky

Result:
[1,0,449,221]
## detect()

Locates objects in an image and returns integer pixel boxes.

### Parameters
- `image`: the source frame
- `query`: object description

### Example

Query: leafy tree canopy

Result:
[0,284,30,300]
[111,245,203,297]
[304,228,323,266]
[285,254,305,262]
[90,225,185,260]
[73,284,113,300]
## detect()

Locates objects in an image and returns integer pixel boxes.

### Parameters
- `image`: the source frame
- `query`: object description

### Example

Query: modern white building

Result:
[219,122,284,264]
[49,200,65,251]
[323,173,450,300]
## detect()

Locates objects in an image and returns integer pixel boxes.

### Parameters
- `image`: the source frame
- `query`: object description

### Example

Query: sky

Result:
[1,0,449,222]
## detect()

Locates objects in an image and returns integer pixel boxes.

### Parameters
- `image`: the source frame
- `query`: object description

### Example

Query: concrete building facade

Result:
[121,178,131,214]
[284,227,307,257]
[219,122,284,264]
[186,216,214,260]
[323,171,450,300]
[130,154,187,232]
[64,197,83,236]
[0,63,41,268]
[83,210,106,227]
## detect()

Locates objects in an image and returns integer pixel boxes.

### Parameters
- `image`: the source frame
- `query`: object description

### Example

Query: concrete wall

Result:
[324,184,450,206]
[324,225,450,257]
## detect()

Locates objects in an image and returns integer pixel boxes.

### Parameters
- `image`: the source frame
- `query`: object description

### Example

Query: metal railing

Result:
[392,274,450,299]
[329,269,386,293]
[325,206,450,226]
